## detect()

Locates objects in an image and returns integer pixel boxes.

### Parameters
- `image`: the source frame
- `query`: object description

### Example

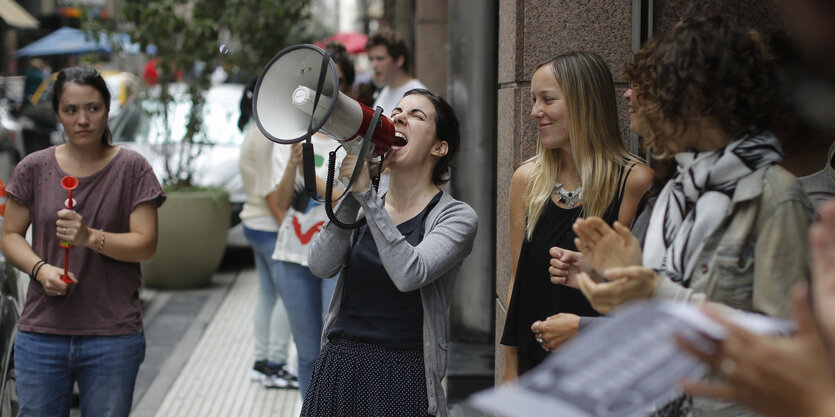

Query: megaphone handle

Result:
[302,141,317,197]
[300,50,333,197]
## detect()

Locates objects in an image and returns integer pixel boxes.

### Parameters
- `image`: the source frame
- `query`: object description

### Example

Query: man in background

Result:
[366,28,426,116]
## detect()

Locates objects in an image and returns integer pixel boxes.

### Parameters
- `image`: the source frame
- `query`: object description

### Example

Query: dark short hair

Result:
[326,41,356,89]
[52,66,113,146]
[625,15,776,156]
[366,28,411,73]
[402,88,459,185]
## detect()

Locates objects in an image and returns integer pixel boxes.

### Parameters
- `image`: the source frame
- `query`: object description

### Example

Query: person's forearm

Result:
[315,175,342,203]
[265,190,285,224]
[274,164,298,211]
[82,228,157,263]
[307,194,360,278]
[0,231,43,277]
[503,346,519,382]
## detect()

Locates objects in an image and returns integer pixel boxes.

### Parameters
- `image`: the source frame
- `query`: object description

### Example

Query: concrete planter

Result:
[142,189,230,289]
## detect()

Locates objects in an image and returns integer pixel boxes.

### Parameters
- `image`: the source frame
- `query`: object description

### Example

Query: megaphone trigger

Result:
[302,142,317,197]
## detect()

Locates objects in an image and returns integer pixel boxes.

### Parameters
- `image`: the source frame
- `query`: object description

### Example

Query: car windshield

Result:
[112,84,243,145]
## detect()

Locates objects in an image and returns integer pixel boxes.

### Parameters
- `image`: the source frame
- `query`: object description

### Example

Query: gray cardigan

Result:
[307,186,479,417]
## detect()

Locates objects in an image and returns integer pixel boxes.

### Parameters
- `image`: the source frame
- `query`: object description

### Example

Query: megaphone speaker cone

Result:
[253,44,340,144]
[253,43,400,157]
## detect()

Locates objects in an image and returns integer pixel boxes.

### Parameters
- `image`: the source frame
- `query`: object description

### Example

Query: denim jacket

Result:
[652,165,814,416]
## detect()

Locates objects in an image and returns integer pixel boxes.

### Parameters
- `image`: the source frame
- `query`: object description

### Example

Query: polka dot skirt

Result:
[301,338,431,417]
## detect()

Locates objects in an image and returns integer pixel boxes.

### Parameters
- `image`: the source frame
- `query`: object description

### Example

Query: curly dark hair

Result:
[625,15,777,157]
[366,28,411,73]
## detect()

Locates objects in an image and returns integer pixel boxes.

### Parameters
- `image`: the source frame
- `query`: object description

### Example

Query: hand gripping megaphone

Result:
[252,44,402,228]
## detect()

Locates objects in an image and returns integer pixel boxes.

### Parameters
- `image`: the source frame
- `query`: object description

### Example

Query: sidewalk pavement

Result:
[126,262,490,417]
[130,266,302,417]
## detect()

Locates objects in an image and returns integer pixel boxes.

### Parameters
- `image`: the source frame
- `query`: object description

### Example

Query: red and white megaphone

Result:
[252,44,401,157]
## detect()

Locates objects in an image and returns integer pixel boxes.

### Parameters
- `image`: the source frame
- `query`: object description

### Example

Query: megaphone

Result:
[252,44,400,157]
[253,44,402,229]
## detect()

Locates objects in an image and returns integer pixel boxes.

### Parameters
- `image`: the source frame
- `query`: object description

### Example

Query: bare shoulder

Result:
[624,161,654,197]
[511,161,535,187]
[508,161,535,219]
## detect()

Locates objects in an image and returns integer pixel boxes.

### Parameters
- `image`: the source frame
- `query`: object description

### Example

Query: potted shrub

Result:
[86,0,319,288]
[117,84,233,289]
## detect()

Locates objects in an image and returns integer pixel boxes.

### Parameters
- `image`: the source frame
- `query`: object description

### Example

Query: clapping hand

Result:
[575,266,659,313]
[572,217,642,273]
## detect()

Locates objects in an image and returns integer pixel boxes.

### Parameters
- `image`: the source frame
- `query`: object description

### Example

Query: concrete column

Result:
[414,0,447,95]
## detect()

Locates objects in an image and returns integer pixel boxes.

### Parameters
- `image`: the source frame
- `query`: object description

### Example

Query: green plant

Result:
[84,0,315,190]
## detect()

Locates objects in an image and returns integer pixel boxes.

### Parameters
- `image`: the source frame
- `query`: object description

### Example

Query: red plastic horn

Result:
[59,176,78,284]
[61,176,78,210]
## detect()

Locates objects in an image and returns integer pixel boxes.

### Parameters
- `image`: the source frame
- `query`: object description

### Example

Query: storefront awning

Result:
[0,0,39,29]
[15,27,138,57]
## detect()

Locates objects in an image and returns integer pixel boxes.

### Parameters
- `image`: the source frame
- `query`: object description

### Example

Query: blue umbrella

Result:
[15,27,138,58]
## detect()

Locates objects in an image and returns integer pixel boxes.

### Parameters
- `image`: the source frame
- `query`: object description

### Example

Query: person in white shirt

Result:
[268,42,353,399]
[366,29,426,192]
[366,28,427,117]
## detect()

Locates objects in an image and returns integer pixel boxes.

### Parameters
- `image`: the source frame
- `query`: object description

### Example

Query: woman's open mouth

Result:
[392,131,408,148]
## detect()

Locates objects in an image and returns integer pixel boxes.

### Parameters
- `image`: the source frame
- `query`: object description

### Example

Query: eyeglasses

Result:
[628,80,639,90]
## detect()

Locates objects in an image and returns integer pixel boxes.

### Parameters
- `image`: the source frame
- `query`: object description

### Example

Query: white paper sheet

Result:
[470,300,793,417]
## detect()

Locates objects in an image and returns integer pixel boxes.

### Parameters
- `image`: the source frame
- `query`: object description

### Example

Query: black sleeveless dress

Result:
[501,164,634,374]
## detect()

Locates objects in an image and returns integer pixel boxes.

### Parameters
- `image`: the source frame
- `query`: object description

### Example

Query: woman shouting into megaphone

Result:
[304,89,478,417]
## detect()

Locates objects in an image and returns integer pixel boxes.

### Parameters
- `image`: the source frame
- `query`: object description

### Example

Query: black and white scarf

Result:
[643,131,784,286]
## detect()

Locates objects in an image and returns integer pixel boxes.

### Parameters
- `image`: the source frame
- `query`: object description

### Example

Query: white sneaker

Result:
[250,360,271,382]
[261,363,298,389]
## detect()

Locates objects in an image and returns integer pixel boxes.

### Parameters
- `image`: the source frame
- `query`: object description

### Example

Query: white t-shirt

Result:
[798,141,835,212]
[270,134,346,266]
[239,123,279,232]
[373,78,427,117]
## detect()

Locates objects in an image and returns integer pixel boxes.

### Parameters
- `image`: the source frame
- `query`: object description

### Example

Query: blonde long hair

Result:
[525,51,633,239]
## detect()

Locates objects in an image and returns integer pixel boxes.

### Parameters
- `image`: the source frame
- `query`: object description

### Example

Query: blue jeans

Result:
[244,226,290,364]
[274,260,337,398]
[15,329,145,417]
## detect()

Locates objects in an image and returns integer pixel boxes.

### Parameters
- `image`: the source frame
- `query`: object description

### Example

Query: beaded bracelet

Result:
[29,260,45,279]
[97,230,105,253]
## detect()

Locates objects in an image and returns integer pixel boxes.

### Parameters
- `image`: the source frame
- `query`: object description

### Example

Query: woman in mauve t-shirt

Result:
[0,66,165,417]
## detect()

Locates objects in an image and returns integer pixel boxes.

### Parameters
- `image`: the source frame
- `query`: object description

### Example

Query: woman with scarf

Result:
[571,15,815,417]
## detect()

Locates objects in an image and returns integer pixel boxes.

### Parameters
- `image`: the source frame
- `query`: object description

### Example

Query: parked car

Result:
[0,216,26,416]
[110,83,248,247]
